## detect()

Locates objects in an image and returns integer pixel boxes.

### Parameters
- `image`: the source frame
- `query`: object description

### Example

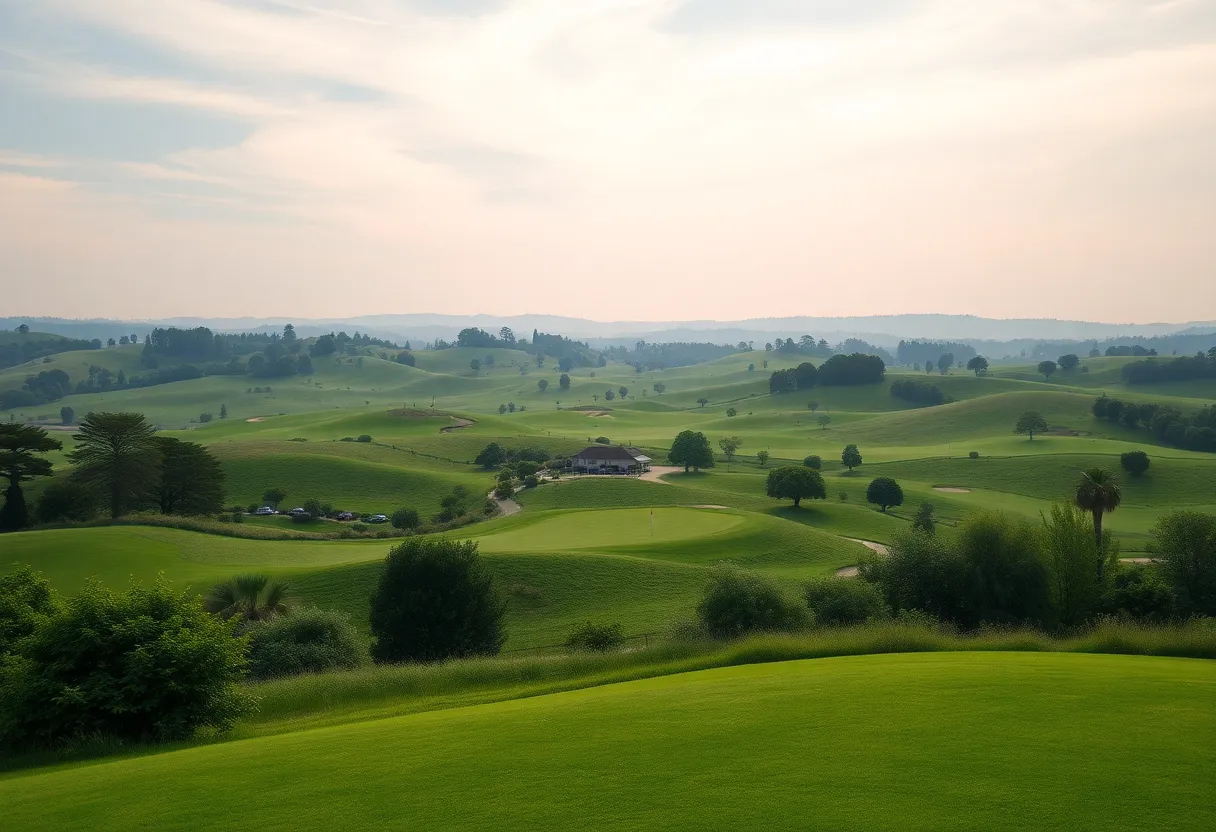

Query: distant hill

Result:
[0,329,102,371]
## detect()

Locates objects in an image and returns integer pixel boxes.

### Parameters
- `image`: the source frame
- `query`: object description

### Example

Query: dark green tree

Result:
[966,356,989,376]
[669,430,715,472]
[35,481,98,524]
[1037,360,1057,379]
[803,454,822,470]
[559,373,571,390]
[262,487,287,510]
[59,406,75,425]
[841,443,862,472]
[1074,468,1122,558]
[866,477,904,512]
[475,442,508,469]
[204,574,295,622]
[1015,411,1048,440]
[69,413,160,519]
[765,465,826,508]
[369,538,506,663]
[1058,354,1080,371]
[391,507,421,530]
[912,502,936,535]
[696,397,709,407]
[537,378,549,393]
[154,437,225,516]
[1120,450,1150,477]
[0,567,59,655]
[1150,510,1216,616]
[0,425,62,531]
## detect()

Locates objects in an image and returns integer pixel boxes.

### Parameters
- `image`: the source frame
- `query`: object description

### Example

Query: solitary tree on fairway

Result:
[1074,468,1122,561]
[70,412,160,519]
[967,356,989,376]
[537,378,548,393]
[619,386,628,399]
[0,425,62,531]
[867,477,904,512]
[219,404,228,419]
[469,358,481,374]
[1037,360,1057,379]
[475,442,508,469]
[803,454,821,470]
[559,373,570,390]
[718,436,742,461]
[937,354,954,375]
[370,538,506,663]
[808,401,820,412]
[756,450,770,466]
[841,443,862,472]
[765,465,826,508]
[60,406,75,426]
[669,430,715,472]
[817,415,831,430]
[1058,354,1080,371]
[1120,450,1150,477]
[912,502,936,535]
[1015,411,1048,440]
[697,397,709,408]
[205,574,295,622]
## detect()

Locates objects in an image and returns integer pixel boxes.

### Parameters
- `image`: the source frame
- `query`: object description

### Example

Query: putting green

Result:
[5,652,1213,831]
[470,507,745,552]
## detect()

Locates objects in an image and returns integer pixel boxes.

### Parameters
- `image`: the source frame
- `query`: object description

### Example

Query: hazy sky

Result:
[1,0,1214,322]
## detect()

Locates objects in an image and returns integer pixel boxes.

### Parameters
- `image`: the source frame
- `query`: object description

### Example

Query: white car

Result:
[254,506,276,516]
[367,514,390,524]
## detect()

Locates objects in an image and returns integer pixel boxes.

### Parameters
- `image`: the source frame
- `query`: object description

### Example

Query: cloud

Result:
[662,0,922,33]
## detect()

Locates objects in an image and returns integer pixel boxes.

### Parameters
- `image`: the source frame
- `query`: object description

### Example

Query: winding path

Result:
[639,466,682,484]
[836,539,890,578]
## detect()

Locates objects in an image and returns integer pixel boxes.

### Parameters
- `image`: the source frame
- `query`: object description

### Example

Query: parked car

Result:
[336,511,355,521]
[367,514,390,524]
[288,507,308,516]
[254,506,276,516]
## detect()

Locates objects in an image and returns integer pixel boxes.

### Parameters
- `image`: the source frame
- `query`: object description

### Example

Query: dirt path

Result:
[439,417,475,433]
[639,466,682,484]
[933,486,971,493]
[1120,557,1157,564]
[836,539,890,579]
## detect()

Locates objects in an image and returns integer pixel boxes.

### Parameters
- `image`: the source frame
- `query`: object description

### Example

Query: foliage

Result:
[803,578,890,626]
[391,507,421,530]
[68,412,160,519]
[668,430,715,472]
[954,512,1051,628]
[1092,395,1216,453]
[768,362,817,394]
[1014,411,1048,439]
[890,379,949,406]
[34,481,98,524]
[1073,468,1122,553]
[696,563,808,639]
[717,436,742,461]
[912,502,936,535]
[204,574,296,622]
[803,454,821,470]
[896,340,976,368]
[841,443,862,472]
[1119,450,1151,477]
[968,451,980,460]
[1101,565,1177,622]
[565,622,625,653]
[154,437,225,516]
[1040,504,1113,627]
[0,425,62,532]
[0,568,59,656]
[1121,351,1216,385]
[1037,360,1057,379]
[765,466,826,508]
[262,487,287,509]
[369,538,507,664]
[817,353,886,385]
[475,442,508,469]
[866,477,904,512]
[1058,354,1080,371]
[246,608,365,680]
[860,530,967,624]
[0,579,252,749]
[756,450,770,466]
[1150,511,1216,616]
[966,355,989,376]
[817,415,831,430]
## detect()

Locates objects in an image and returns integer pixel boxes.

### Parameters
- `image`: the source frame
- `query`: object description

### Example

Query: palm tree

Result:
[1074,468,1121,576]
[205,574,294,622]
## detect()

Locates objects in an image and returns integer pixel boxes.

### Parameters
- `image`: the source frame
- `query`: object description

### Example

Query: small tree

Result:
[1120,450,1150,477]
[16,324,29,334]
[804,578,889,626]
[220,404,228,419]
[618,386,628,399]
[262,487,287,509]
[967,356,989,376]
[1074,468,1122,559]
[245,608,364,680]
[1058,354,1080,371]
[808,401,820,413]
[566,622,624,653]
[559,373,571,390]
[604,390,615,401]
[803,454,821,470]
[1150,510,1216,616]
[765,465,826,508]
[475,442,508,469]
[59,406,75,426]
[912,502,936,535]
[718,436,742,461]
[841,443,862,472]
[669,430,715,472]
[205,574,295,622]
[817,415,831,430]
[697,564,807,638]
[697,397,709,408]
[470,358,481,374]
[1037,360,1057,380]
[937,354,954,375]
[867,477,904,512]
[537,378,549,393]
[369,538,506,663]
[756,450,770,466]
[0,425,62,532]
[391,507,421,530]
[726,407,737,417]
[1015,411,1048,440]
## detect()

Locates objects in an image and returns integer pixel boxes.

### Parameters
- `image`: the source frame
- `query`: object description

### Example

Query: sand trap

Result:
[582,411,611,417]
[1120,557,1158,565]
[439,417,474,433]
[245,417,264,423]
[933,486,971,493]
[835,566,860,578]
[846,538,890,556]
[689,504,729,510]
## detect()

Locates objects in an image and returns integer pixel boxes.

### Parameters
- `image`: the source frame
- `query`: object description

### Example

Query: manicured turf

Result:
[4,652,1213,831]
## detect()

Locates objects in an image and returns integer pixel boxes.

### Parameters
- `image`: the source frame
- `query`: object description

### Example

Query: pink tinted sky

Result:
[0,0,1214,323]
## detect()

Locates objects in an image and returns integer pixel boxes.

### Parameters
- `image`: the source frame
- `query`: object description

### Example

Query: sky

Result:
[1,0,1214,323]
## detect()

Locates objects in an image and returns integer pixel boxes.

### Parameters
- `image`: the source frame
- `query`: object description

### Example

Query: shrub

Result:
[955,512,1051,628]
[514,461,541,477]
[523,474,540,488]
[696,563,808,639]
[356,435,373,443]
[246,608,365,679]
[594,436,610,444]
[369,538,507,663]
[475,442,508,469]
[969,451,980,460]
[1101,564,1177,622]
[0,568,59,656]
[0,579,252,749]
[1150,511,1216,616]
[493,483,515,500]
[289,511,312,523]
[1040,504,1114,627]
[391,507,421,530]
[1120,450,1151,477]
[566,622,625,652]
[302,498,323,516]
[860,529,968,624]
[34,480,98,524]
[803,578,890,626]
[802,455,821,470]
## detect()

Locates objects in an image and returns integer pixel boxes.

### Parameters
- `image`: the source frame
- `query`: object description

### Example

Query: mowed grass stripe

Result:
[4,652,1213,832]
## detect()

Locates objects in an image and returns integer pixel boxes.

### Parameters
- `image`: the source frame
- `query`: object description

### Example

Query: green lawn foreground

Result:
[3,652,1213,832]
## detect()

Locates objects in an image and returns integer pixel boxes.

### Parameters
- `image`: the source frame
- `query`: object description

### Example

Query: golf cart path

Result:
[639,466,682,484]
[835,539,890,578]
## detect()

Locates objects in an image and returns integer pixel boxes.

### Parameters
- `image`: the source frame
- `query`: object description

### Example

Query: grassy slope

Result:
[4,652,1213,832]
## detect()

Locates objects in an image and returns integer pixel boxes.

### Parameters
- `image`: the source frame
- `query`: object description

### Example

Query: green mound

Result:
[469,507,745,552]
[4,652,1212,831]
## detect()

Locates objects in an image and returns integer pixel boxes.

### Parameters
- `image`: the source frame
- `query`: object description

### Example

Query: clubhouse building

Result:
[569,445,652,475]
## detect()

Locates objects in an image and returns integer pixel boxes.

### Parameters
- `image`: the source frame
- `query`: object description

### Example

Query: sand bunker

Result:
[689,504,729,510]
[245,417,264,423]
[933,486,972,493]
[835,566,860,578]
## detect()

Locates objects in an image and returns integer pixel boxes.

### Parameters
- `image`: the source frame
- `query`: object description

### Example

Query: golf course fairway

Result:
[5,652,1213,831]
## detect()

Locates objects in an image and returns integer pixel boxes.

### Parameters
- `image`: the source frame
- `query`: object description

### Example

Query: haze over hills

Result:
[5,313,1215,352]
